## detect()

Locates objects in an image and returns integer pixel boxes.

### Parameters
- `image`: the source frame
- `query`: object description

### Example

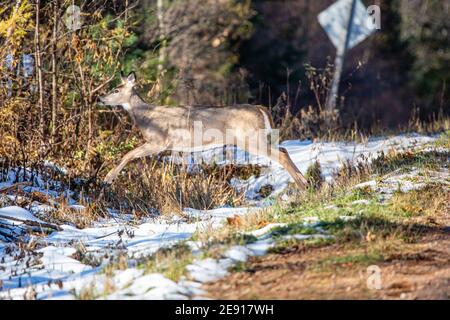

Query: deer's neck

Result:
[130,90,148,108]
[125,91,151,120]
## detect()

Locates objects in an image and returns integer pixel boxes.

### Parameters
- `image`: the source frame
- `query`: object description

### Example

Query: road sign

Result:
[318,0,378,113]
[318,0,375,51]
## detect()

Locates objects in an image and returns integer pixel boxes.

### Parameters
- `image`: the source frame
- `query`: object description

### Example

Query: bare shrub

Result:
[271,62,341,141]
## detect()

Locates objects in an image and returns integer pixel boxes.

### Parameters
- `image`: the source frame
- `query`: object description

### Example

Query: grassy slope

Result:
[202,132,450,299]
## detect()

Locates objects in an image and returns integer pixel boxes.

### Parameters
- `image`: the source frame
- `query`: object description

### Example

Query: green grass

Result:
[270,237,335,254]
[230,261,247,273]
[271,170,448,250]
[314,250,384,272]
[433,130,450,149]
[138,243,194,281]
[305,160,324,190]
[271,224,321,238]
[270,183,448,272]
[275,187,378,227]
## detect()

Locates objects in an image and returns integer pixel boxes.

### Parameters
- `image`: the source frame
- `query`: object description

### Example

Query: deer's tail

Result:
[257,106,275,138]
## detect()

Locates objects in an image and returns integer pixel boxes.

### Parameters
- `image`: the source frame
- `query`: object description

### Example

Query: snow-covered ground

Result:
[196,133,436,198]
[0,134,438,299]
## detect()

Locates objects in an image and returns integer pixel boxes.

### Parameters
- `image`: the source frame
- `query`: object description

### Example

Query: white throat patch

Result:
[122,103,131,111]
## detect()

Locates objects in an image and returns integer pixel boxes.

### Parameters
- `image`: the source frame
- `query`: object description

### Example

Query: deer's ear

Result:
[120,71,127,83]
[127,72,136,85]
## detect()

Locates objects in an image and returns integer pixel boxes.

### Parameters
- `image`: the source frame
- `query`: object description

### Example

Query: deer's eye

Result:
[114,89,120,93]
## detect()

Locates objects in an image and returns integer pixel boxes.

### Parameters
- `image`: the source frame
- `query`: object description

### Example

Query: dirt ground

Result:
[204,234,450,300]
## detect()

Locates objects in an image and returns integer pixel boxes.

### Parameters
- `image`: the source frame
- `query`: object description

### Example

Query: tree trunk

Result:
[157,0,166,81]
[51,0,59,144]
[34,0,45,156]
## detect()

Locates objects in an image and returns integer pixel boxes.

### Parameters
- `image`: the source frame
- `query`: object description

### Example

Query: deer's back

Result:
[134,104,270,148]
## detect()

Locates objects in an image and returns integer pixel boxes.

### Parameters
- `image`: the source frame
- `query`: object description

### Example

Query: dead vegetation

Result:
[105,158,246,216]
[0,152,258,229]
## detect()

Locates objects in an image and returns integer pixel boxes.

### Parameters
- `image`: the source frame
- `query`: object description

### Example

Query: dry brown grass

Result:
[106,158,245,216]
[391,185,450,220]
[192,208,274,246]
[45,202,106,229]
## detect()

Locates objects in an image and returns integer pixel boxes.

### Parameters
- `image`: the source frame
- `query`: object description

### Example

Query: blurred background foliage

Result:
[127,0,448,128]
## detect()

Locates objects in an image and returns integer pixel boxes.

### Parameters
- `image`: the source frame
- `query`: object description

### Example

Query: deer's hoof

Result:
[103,173,116,186]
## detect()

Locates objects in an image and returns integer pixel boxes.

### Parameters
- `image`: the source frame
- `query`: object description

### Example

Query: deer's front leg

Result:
[104,143,164,185]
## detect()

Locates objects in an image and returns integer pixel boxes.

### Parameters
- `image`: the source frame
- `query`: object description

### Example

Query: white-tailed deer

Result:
[99,72,308,190]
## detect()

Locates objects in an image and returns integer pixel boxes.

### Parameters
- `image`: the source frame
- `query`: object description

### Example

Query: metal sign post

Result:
[326,0,356,112]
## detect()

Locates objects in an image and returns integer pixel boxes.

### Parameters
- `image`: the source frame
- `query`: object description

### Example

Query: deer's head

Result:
[99,72,136,111]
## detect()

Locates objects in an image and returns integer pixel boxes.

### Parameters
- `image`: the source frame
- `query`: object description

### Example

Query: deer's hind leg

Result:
[104,143,164,185]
